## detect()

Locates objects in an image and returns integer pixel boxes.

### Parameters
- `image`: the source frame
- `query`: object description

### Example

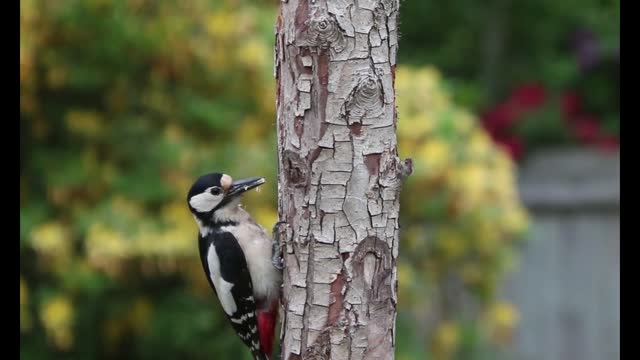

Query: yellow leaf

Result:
[418,139,450,174]
[40,295,74,350]
[467,130,492,159]
[161,201,192,226]
[397,261,415,286]
[20,276,31,332]
[30,221,71,257]
[436,228,466,260]
[432,321,460,359]
[110,196,145,218]
[86,222,131,261]
[251,206,278,232]
[398,114,434,141]
[451,162,487,210]
[65,110,104,138]
[503,206,529,235]
[236,117,266,145]
[453,111,474,134]
[484,301,520,345]
[206,11,236,37]
[237,38,269,68]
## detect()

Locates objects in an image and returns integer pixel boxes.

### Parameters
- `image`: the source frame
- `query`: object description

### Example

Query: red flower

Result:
[498,136,524,161]
[561,91,582,120]
[594,135,619,152]
[482,103,518,131]
[508,83,547,111]
[572,116,602,143]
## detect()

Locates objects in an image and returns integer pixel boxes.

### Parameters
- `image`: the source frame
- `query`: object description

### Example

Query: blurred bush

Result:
[400,0,619,160]
[20,0,528,359]
[480,79,619,162]
[396,67,528,360]
[21,0,278,358]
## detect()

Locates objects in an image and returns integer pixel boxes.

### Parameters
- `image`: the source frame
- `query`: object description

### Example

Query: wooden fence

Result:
[503,149,620,360]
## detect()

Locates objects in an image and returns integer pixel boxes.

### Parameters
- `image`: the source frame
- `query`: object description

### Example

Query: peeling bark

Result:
[274,1,409,359]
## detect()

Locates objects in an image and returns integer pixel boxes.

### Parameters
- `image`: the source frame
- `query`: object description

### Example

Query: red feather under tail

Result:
[257,302,278,358]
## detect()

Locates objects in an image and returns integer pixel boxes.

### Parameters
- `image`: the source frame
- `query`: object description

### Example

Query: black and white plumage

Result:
[187,173,281,360]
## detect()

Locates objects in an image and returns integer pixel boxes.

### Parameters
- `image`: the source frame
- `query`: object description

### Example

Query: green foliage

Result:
[21,1,528,359]
[399,0,620,112]
[512,101,572,146]
[22,0,278,357]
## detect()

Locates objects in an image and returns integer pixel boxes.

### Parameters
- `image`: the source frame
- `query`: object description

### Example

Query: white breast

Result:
[221,222,281,308]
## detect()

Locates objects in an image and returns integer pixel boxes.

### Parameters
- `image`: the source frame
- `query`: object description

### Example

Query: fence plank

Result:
[503,149,619,360]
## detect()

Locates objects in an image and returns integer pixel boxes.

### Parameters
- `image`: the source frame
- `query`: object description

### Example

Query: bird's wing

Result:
[200,231,267,360]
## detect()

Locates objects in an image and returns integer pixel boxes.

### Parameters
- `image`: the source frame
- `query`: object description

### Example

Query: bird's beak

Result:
[226,177,266,197]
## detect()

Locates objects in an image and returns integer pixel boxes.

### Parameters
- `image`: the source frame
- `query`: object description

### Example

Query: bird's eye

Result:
[210,188,222,196]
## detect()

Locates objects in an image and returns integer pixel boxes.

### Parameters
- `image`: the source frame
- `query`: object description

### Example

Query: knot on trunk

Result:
[297,12,346,52]
[398,158,413,179]
[283,149,309,187]
[352,236,393,302]
[344,73,384,124]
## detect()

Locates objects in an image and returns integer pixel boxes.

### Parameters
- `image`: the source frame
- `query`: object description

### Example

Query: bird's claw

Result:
[271,242,284,270]
[271,221,287,270]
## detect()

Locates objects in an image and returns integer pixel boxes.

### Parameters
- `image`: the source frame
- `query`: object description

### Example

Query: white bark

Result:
[274,1,410,359]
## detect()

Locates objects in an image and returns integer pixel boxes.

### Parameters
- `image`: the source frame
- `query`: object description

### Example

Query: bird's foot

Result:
[271,221,287,270]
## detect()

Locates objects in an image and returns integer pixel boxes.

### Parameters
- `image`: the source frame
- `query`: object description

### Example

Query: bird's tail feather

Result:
[257,302,278,359]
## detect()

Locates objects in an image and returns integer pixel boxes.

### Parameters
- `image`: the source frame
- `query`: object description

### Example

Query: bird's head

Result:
[187,172,265,222]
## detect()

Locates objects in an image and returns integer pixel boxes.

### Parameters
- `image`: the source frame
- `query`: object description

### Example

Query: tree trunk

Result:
[274,1,410,359]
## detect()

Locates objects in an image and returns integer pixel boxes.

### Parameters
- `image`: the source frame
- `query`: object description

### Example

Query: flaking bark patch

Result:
[348,122,362,136]
[364,153,381,175]
[317,51,330,124]
[328,273,346,324]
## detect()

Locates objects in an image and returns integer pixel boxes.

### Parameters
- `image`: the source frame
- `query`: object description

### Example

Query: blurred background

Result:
[20,0,619,359]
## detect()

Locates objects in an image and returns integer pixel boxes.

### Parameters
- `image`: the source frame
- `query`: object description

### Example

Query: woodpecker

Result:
[187,172,282,360]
